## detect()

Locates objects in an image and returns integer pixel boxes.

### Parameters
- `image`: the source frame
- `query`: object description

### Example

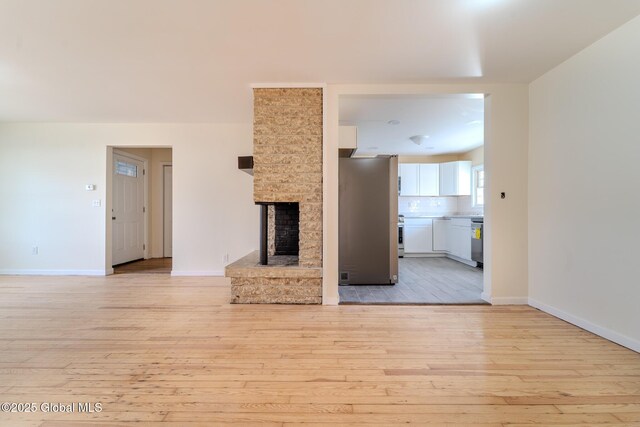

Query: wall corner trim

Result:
[323,295,339,306]
[529,298,640,353]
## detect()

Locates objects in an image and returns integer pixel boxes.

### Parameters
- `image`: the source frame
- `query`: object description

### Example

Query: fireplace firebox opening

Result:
[258,202,299,265]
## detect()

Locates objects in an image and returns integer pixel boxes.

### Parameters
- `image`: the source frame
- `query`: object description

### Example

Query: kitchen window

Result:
[472,165,484,207]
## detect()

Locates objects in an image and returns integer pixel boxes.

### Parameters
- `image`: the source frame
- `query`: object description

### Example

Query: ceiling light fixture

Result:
[387,120,400,125]
[409,135,430,146]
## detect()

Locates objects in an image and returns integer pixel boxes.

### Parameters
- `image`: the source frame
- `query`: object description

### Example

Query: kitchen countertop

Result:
[401,214,484,220]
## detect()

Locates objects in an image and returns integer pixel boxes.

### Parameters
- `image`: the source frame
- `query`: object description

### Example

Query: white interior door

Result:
[112,153,145,266]
[163,165,173,258]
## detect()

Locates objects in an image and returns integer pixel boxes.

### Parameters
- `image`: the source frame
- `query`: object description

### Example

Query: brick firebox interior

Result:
[226,88,323,304]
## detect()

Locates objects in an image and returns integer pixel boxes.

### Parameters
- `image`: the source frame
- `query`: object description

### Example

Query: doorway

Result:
[337,94,486,304]
[108,147,173,274]
[112,151,145,266]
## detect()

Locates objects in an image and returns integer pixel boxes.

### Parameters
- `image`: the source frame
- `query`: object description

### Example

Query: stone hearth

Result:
[226,87,323,304]
[226,251,322,304]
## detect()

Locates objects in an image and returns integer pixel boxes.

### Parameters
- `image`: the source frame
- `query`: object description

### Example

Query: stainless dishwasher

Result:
[471,219,483,265]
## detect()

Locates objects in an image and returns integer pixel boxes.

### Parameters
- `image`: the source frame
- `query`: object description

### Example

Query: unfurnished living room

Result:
[1,0,640,425]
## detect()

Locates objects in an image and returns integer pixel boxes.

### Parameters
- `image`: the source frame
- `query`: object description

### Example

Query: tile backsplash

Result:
[457,195,484,216]
[399,196,483,216]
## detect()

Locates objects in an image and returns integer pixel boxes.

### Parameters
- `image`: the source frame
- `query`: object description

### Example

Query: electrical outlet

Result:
[92,199,101,207]
[32,246,38,255]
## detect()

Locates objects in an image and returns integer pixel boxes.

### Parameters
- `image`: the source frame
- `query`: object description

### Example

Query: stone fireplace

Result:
[225,87,323,304]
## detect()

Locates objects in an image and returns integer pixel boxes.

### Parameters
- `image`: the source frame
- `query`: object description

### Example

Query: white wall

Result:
[325,84,528,305]
[0,123,257,276]
[529,16,640,351]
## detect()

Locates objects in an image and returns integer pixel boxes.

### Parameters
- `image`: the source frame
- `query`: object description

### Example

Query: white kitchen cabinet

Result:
[338,126,357,149]
[418,163,439,196]
[403,218,433,253]
[448,218,472,260]
[439,161,472,196]
[399,164,420,196]
[445,220,453,253]
[399,163,440,196]
[432,219,448,251]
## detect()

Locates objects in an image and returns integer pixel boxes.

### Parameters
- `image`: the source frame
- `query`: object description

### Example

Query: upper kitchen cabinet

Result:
[399,163,439,196]
[418,164,439,196]
[439,161,472,196]
[338,126,358,157]
[399,164,419,196]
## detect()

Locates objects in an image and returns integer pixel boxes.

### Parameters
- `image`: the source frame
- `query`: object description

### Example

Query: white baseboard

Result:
[170,270,224,277]
[0,269,107,276]
[529,298,640,353]
[403,253,445,258]
[480,292,491,303]
[490,296,529,305]
[445,254,477,267]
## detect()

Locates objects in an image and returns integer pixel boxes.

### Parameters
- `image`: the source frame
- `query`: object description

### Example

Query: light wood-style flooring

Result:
[114,258,172,275]
[340,257,485,304]
[0,274,639,425]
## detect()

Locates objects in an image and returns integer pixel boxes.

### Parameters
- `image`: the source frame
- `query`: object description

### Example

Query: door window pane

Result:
[115,160,137,177]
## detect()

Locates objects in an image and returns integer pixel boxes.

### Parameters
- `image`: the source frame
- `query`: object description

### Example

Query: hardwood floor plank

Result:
[163,411,621,423]
[556,403,640,413]
[114,258,172,274]
[350,403,561,414]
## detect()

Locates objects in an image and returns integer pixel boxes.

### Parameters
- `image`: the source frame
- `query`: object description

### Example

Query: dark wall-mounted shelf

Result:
[238,156,254,175]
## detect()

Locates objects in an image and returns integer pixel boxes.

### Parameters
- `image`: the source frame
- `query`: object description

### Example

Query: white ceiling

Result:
[340,95,484,156]
[1,0,640,122]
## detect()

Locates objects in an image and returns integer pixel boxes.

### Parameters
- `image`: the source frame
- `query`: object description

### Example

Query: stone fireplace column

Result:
[225,87,323,304]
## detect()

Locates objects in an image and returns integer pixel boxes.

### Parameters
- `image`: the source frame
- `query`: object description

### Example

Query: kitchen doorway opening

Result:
[107,147,173,275]
[337,94,486,304]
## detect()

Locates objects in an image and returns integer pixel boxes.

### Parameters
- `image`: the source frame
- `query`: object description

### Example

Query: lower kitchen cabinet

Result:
[433,219,448,251]
[404,218,433,253]
[403,217,475,262]
[447,218,472,261]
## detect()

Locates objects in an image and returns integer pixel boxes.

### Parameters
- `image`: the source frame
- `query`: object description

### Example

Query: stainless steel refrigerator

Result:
[339,156,398,285]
